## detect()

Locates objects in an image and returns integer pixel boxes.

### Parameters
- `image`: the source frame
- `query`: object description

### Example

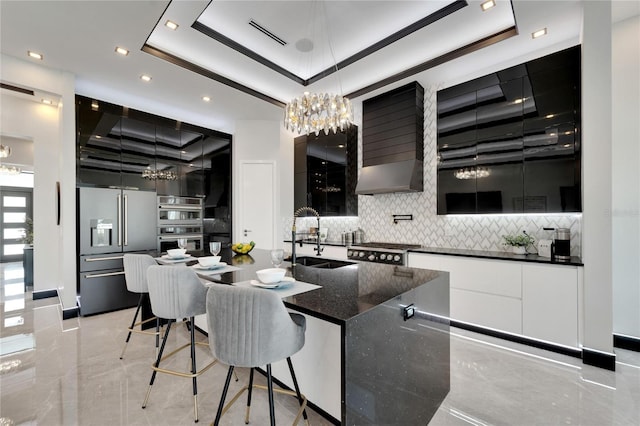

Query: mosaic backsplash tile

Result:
[285,85,582,257]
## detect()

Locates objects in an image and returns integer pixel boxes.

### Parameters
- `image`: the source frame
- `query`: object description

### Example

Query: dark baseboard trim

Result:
[614,334,640,352]
[62,307,79,320]
[450,320,583,358]
[255,367,341,426]
[582,347,616,371]
[32,289,58,300]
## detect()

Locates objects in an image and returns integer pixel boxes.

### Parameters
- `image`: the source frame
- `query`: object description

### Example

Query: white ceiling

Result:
[1,1,638,135]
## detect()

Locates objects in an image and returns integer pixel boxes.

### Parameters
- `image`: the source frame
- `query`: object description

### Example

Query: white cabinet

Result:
[522,264,579,347]
[409,252,522,333]
[408,252,582,349]
[451,288,522,334]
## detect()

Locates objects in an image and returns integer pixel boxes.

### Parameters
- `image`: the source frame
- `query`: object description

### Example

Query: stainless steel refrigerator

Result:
[77,187,156,315]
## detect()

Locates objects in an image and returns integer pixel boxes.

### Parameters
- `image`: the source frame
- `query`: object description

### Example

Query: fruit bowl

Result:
[231,241,255,255]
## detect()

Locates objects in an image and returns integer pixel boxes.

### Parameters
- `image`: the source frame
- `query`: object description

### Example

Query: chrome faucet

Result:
[291,206,322,265]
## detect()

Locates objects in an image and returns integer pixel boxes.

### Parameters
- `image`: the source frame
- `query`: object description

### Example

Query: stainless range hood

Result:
[356,81,424,195]
[355,159,423,195]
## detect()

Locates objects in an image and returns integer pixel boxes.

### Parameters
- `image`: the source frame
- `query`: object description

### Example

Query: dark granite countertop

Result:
[202,248,447,325]
[409,246,583,266]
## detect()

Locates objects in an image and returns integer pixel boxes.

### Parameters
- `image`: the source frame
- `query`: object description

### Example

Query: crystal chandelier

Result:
[0,144,11,158]
[283,1,353,136]
[455,167,491,180]
[284,92,353,136]
[142,168,178,181]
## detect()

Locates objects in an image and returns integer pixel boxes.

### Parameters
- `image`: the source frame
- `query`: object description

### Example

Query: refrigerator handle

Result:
[123,193,128,246]
[117,193,122,247]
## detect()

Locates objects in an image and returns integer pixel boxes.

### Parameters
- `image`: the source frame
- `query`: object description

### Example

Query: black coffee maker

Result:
[553,228,571,261]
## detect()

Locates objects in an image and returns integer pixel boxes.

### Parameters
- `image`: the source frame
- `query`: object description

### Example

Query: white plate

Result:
[192,262,227,270]
[161,254,192,260]
[250,277,295,289]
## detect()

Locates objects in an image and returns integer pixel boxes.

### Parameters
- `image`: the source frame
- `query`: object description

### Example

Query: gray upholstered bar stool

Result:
[143,265,217,423]
[120,253,161,360]
[206,284,309,426]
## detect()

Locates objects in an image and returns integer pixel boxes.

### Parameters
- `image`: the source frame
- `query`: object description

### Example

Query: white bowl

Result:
[198,256,221,267]
[256,268,286,284]
[167,248,187,258]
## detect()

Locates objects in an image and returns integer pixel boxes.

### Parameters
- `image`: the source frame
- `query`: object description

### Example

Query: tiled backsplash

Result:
[285,86,582,256]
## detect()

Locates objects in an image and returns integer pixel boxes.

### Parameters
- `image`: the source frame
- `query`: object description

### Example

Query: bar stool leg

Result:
[245,368,255,424]
[155,317,160,359]
[266,364,276,426]
[142,319,172,409]
[120,294,143,359]
[214,366,235,426]
[189,316,199,423]
[286,357,309,423]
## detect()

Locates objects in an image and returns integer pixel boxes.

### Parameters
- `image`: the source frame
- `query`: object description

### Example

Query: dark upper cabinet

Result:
[77,98,125,188]
[294,126,358,216]
[437,46,581,214]
[76,95,232,199]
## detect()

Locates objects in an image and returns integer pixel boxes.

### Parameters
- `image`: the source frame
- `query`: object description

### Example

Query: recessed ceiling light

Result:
[202,96,211,102]
[115,46,129,56]
[140,74,152,82]
[513,97,526,104]
[532,28,547,39]
[181,150,187,154]
[91,101,99,110]
[95,135,102,139]
[545,114,555,119]
[564,131,572,135]
[165,20,179,30]
[42,99,52,105]
[563,144,571,148]
[480,0,496,11]
[28,50,43,60]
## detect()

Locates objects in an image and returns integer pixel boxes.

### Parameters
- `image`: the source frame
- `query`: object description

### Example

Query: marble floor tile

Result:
[1,261,639,425]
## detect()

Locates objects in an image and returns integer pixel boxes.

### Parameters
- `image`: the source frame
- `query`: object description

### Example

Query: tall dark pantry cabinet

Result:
[75,95,233,316]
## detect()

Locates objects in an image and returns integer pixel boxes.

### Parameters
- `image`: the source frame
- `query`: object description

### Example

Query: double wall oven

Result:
[157,196,203,252]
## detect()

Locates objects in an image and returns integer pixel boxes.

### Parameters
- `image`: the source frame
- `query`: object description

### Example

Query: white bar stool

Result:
[206,283,309,426]
[142,265,217,423]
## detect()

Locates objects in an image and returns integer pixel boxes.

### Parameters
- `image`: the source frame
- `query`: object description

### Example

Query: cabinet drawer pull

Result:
[84,256,124,262]
[84,271,125,279]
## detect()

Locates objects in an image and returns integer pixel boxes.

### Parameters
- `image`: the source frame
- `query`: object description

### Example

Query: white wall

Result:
[0,54,76,312]
[612,15,640,339]
[581,1,613,354]
[233,120,294,248]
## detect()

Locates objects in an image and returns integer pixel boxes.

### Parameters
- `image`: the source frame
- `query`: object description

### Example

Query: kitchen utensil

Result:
[209,241,221,256]
[270,249,284,268]
[256,268,286,284]
[198,256,221,267]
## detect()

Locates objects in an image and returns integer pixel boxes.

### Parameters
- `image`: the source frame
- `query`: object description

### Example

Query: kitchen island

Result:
[194,249,450,425]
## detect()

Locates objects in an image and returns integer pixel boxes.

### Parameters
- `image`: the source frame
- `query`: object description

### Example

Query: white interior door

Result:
[238,161,275,249]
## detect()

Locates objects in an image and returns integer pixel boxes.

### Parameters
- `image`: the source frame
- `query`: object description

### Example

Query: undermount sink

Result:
[294,257,355,269]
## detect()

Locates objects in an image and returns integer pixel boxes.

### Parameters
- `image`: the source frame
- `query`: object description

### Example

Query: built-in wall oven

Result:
[157,196,203,252]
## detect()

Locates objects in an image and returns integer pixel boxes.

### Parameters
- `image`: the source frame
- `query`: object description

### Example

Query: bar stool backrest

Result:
[123,254,157,294]
[146,265,208,320]
[206,284,306,368]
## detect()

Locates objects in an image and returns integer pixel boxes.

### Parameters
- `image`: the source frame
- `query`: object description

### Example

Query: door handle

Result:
[84,271,125,279]
[123,194,128,246]
[84,255,124,262]
[117,193,122,247]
